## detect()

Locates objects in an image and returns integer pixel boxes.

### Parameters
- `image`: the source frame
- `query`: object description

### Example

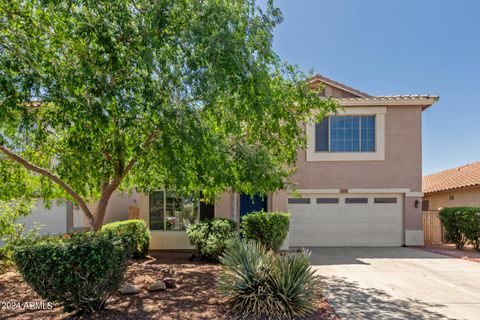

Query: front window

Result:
[315,115,376,152]
[149,191,199,231]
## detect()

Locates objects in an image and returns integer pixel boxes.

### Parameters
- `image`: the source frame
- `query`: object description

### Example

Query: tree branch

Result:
[0,145,95,223]
[108,129,159,191]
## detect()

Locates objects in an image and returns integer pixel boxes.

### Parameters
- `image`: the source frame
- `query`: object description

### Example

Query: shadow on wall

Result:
[320,275,456,320]
[305,247,449,266]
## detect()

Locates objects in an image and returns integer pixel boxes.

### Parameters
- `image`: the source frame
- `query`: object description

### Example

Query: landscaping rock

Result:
[145,265,162,271]
[163,277,177,288]
[207,298,218,305]
[160,267,176,276]
[119,283,141,295]
[147,280,166,292]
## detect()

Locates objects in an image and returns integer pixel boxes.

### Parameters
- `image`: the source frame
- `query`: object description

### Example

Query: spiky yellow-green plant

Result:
[218,238,320,319]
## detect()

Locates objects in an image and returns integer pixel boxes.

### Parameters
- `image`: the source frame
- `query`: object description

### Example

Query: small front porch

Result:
[133,191,288,250]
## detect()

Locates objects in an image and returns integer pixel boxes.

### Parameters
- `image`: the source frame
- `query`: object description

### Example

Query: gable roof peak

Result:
[309,74,372,98]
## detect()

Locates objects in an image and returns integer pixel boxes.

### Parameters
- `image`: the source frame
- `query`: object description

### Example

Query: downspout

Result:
[232,191,238,228]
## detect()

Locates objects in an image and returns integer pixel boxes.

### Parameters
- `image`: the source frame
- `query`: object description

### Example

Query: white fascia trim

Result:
[406,192,424,197]
[333,106,386,115]
[306,107,385,162]
[296,188,423,196]
[293,189,341,194]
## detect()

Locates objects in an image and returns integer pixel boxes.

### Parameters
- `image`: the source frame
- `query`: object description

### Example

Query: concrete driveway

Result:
[309,247,480,320]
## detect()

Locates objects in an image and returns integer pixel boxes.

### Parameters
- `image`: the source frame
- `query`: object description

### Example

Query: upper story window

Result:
[315,115,376,152]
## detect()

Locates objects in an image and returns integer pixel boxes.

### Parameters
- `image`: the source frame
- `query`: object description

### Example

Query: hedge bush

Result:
[439,207,466,249]
[186,218,236,261]
[0,246,14,274]
[439,207,480,250]
[13,232,131,314]
[219,238,320,319]
[460,208,480,250]
[241,211,290,251]
[101,219,150,258]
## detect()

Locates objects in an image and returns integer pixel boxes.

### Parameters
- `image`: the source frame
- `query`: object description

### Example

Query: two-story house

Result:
[19,74,438,250]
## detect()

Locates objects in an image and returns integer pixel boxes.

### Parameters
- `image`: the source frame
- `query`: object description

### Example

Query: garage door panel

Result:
[289,193,403,247]
[293,235,316,247]
[315,209,341,218]
[344,236,370,246]
[369,210,400,219]
[343,222,370,233]
[343,209,370,219]
[371,221,401,234]
[315,236,344,246]
[316,222,342,234]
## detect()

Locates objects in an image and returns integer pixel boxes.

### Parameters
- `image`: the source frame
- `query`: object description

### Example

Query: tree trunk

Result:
[92,188,116,231]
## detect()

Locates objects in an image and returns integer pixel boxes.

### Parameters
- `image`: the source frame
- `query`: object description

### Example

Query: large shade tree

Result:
[0,0,336,230]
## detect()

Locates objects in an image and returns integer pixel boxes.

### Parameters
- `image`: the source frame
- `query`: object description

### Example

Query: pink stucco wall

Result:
[405,196,423,230]
[292,105,423,192]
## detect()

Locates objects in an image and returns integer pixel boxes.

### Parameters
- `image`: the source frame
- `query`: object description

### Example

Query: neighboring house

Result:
[21,74,439,249]
[423,162,480,210]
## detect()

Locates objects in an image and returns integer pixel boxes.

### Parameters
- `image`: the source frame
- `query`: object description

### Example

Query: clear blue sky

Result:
[268,0,480,175]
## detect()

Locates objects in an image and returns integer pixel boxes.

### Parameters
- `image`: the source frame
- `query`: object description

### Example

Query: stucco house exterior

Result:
[423,162,480,211]
[19,74,438,249]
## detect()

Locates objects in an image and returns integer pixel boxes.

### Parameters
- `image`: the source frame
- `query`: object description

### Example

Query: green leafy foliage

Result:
[186,218,236,261]
[462,208,480,250]
[0,200,34,240]
[241,211,290,251]
[439,207,480,250]
[13,232,131,314]
[0,0,337,228]
[219,238,319,319]
[101,219,151,258]
[438,207,480,249]
[0,200,35,273]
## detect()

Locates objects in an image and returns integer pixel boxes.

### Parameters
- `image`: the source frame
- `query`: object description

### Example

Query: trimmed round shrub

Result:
[13,232,131,314]
[219,238,319,319]
[186,218,236,261]
[241,211,290,251]
[101,219,150,258]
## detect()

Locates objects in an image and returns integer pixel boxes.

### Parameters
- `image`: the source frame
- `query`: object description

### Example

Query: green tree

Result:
[0,0,336,230]
[0,200,34,242]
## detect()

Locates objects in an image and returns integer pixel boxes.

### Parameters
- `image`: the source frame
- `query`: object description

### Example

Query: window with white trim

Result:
[315,115,376,152]
[149,191,199,231]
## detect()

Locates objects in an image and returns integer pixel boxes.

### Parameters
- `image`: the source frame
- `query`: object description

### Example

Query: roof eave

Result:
[424,183,480,195]
[337,97,439,109]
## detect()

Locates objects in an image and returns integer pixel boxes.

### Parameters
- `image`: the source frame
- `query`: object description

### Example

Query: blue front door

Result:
[240,193,267,218]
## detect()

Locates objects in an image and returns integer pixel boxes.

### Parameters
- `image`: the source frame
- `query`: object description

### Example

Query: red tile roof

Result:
[423,162,480,194]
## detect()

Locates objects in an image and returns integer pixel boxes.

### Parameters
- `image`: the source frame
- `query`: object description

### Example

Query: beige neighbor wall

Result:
[81,191,137,228]
[424,187,480,210]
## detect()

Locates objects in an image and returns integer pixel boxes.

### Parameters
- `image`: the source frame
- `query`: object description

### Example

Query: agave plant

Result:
[218,238,320,319]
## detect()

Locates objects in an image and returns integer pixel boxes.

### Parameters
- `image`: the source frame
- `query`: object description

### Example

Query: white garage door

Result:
[288,194,403,247]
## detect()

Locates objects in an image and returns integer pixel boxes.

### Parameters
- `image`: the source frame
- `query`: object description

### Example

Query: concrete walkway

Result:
[308,247,480,320]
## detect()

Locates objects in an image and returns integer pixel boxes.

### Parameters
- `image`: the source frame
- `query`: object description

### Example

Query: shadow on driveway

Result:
[320,275,456,320]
